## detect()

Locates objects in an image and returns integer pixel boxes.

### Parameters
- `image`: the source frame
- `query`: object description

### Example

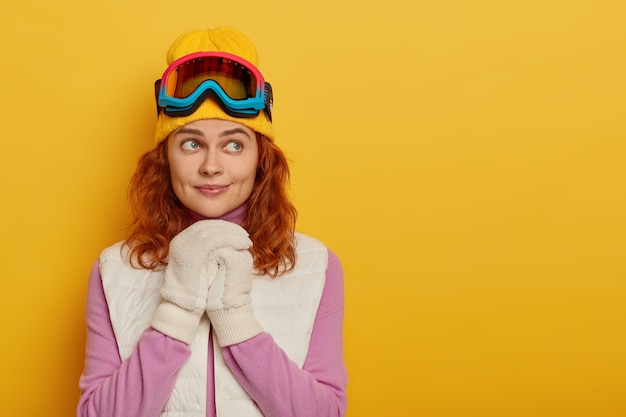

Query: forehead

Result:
[177,119,255,136]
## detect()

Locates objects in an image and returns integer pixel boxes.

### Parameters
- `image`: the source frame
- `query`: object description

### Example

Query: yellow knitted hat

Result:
[154,27,274,144]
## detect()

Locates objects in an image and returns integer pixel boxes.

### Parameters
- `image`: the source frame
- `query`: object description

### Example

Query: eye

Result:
[181,139,200,151]
[224,141,243,152]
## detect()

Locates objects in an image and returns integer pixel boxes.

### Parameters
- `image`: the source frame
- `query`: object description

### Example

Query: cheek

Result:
[168,162,180,184]
[235,159,258,196]
[245,163,258,182]
[234,154,259,182]
[168,157,191,189]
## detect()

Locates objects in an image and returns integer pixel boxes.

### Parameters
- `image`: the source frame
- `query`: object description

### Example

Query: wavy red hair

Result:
[125,133,297,277]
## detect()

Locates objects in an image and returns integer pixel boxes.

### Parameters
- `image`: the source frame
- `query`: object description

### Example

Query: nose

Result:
[200,151,223,176]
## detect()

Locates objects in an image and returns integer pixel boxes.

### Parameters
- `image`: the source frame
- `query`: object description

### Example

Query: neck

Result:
[184,204,247,226]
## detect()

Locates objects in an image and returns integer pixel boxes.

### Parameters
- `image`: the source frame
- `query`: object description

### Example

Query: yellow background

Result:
[1,1,625,416]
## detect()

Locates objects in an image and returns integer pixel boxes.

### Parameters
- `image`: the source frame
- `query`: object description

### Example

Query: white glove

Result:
[206,246,263,347]
[151,220,252,344]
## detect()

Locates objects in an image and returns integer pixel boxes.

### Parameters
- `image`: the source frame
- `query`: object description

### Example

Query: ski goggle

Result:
[155,51,273,120]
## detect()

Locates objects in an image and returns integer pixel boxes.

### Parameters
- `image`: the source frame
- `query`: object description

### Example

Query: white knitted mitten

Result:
[206,246,263,347]
[151,220,252,344]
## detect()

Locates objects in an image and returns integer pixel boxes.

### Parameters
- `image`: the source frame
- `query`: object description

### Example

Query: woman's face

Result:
[167,118,259,218]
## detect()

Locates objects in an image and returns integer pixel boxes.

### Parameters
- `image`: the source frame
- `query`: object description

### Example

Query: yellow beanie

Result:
[154,27,274,144]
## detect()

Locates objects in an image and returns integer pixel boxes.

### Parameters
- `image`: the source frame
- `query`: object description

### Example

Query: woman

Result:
[77,27,347,417]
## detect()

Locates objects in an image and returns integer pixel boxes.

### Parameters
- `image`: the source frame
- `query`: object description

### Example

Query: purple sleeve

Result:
[77,260,192,417]
[222,249,348,417]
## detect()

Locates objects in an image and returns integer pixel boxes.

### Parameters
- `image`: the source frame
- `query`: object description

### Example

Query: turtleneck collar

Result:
[184,203,247,227]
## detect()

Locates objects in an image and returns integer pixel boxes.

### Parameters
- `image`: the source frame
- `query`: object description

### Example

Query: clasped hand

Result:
[151,220,262,346]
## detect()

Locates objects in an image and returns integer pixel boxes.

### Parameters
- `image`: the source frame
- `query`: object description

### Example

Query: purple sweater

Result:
[77,207,347,417]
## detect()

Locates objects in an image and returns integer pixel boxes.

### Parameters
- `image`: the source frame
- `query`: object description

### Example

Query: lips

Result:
[195,184,229,196]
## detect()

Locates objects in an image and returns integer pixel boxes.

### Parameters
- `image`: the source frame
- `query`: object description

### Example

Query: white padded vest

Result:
[100,232,328,417]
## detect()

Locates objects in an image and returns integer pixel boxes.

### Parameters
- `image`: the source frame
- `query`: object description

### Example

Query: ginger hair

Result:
[125,133,296,277]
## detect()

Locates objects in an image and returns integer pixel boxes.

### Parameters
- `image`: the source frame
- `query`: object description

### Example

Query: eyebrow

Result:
[219,127,253,139]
